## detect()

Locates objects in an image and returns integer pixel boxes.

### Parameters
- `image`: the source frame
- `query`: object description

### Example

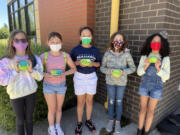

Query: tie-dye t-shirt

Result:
[0,55,43,99]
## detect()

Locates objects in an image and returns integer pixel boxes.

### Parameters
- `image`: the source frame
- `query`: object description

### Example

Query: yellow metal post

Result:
[104,0,120,110]
[110,0,120,36]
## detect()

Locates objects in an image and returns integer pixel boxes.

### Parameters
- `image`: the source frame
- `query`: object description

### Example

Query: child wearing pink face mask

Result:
[137,31,170,135]
[40,32,76,135]
[0,30,43,135]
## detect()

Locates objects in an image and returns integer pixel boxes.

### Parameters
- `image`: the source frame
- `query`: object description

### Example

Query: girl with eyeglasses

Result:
[0,30,43,135]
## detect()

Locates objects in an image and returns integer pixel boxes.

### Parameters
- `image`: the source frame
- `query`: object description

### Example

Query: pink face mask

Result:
[13,42,28,51]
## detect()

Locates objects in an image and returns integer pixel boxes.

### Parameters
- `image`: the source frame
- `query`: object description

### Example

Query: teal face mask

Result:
[81,37,92,45]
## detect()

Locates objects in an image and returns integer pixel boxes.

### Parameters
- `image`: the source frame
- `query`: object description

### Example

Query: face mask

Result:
[50,44,62,52]
[151,42,161,51]
[13,42,28,51]
[112,40,124,49]
[81,37,92,45]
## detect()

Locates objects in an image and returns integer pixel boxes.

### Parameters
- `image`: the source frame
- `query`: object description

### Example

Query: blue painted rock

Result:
[50,69,62,76]
[18,60,29,71]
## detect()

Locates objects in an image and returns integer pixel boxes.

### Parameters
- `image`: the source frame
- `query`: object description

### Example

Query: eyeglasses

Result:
[14,39,27,43]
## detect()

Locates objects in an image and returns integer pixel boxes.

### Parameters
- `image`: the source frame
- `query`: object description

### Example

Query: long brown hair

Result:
[5,29,36,67]
[106,32,129,52]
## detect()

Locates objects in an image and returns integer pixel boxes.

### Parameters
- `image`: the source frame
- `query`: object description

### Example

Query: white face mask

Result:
[50,44,62,52]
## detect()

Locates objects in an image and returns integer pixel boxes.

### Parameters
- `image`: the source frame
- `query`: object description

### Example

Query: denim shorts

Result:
[138,76,163,100]
[43,81,67,95]
[138,64,163,100]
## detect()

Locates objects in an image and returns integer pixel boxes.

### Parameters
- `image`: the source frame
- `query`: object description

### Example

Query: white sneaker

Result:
[48,127,56,135]
[114,122,121,134]
[106,121,114,132]
[56,126,64,135]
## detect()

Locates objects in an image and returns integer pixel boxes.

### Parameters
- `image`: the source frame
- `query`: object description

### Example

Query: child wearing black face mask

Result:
[137,31,170,135]
[100,32,136,134]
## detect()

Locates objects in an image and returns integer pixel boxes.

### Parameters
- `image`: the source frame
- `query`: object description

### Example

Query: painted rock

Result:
[112,69,121,78]
[80,59,92,66]
[50,69,62,76]
[18,60,29,71]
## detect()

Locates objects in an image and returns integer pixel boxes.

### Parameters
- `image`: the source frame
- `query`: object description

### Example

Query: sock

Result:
[56,124,61,129]
[49,125,55,131]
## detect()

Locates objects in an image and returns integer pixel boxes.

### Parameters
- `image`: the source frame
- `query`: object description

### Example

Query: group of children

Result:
[0,27,170,135]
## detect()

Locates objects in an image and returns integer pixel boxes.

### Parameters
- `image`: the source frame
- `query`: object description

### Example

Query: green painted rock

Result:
[112,69,121,78]
[80,59,92,66]
[50,69,62,76]
[148,57,158,63]
[18,60,29,71]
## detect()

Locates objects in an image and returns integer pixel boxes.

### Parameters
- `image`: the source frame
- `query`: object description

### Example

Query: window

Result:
[27,0,34,3]
[19,0,25,8]
[15,12,19,29]
[28,4,35,36]
[11,14,14,30]
[10,5,13,13]
[8,0,36,41]
[21,9,26,32]
[14,1,18,11]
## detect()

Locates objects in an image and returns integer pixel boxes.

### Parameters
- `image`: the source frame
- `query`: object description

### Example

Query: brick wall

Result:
[95,0,180,128]
[38,0,95,52]
[87,0,95,29]
[94,0,112,104]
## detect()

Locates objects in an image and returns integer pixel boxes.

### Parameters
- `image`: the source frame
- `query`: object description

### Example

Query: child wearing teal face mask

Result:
[70,26,101,135]
[137,31,170,135]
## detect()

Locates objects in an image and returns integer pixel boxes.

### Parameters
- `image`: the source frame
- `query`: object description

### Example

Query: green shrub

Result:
[0,39,8,55]
[0,27,9,39]
[0,42,75,132]
[0,86,15,132]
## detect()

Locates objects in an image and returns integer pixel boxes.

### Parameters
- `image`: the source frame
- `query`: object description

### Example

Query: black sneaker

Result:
[137,128,143,135]
[85,120,96,133]
[144,130,150,135]
[137,127,145,135]
[75,122,83,135]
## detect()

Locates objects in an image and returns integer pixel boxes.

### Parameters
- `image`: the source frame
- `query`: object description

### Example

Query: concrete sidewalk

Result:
[113,123,161,135]
[0,102,163,135]
[1,102,109,135]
